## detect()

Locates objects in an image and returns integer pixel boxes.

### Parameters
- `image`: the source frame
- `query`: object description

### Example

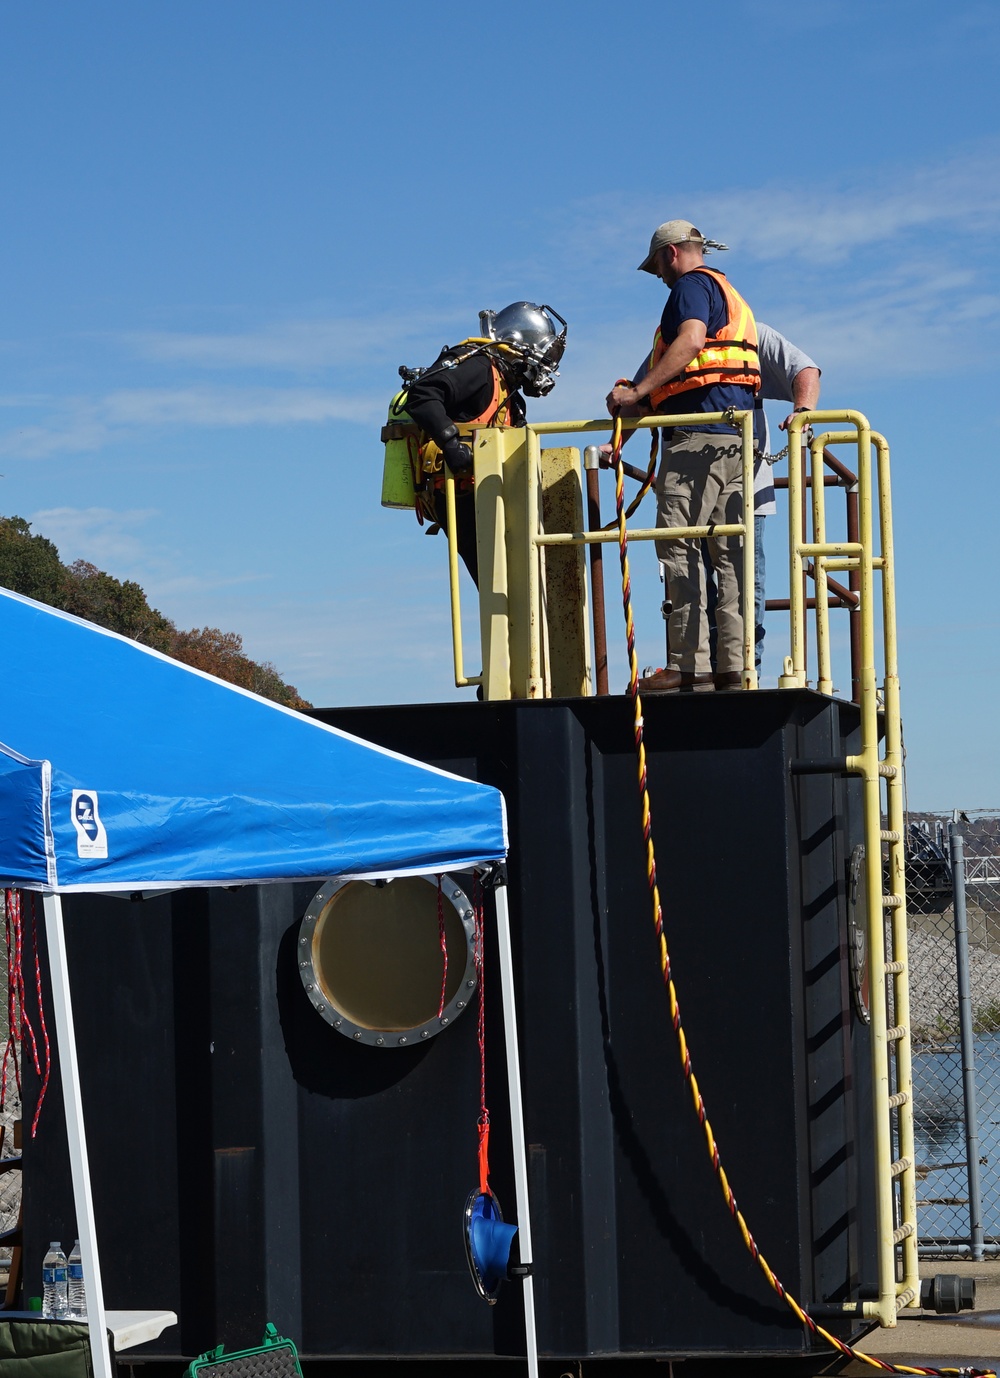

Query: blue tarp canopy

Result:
[0,587,507,892]
[0,591,536,1378]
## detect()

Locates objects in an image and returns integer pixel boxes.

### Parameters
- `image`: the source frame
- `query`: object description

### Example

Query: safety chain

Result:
[719,405,791,466]
[763,419,814,466]
[1,890,51,1138]
[607,413,993,1378]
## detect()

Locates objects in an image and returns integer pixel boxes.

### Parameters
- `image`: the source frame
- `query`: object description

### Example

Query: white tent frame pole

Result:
[493,881,538,1378]
[42,893,113,1378]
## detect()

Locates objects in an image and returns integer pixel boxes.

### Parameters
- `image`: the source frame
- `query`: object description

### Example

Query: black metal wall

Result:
[23,690,875,1365]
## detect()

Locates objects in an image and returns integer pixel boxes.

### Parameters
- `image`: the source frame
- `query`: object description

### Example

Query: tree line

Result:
[0,515,311,710]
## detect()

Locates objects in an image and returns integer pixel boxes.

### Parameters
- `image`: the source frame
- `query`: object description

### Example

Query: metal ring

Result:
[297,874,478,1048]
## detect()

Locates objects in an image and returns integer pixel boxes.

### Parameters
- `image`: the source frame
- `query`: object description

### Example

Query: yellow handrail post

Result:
[782,415,808,687]
[525,426,544,698]
[739,409,758,690]
[445,473,482,690]
[874,431,919,1306]
[810,433,833,696]
[846,417,899,1328]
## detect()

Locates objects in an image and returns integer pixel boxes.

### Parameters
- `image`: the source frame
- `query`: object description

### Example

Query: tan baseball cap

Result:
[638,220,707,273]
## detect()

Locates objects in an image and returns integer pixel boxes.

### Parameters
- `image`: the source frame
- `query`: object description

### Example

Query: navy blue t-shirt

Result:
[656,269,755,435]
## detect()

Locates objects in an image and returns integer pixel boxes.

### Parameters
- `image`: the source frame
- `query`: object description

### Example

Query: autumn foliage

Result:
[0,515,311,710]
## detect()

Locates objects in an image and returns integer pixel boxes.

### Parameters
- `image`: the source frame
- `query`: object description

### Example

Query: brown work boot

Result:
[713,670,743,692]
[638,668,714,693]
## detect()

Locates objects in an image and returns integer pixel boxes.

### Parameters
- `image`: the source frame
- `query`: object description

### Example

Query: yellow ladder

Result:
[783,417,918,1324]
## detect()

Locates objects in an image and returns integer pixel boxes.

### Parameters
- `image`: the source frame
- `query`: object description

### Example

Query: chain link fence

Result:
[906,810,1000,1256]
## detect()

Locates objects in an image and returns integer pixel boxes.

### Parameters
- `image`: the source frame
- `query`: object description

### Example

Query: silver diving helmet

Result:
[478,302,567,397]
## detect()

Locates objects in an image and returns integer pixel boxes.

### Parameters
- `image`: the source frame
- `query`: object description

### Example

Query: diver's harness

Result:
[381,340,523,528]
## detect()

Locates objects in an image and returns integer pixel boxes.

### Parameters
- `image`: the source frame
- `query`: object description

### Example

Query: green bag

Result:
[0,1319,95,1378]
[186,1324,303,1378]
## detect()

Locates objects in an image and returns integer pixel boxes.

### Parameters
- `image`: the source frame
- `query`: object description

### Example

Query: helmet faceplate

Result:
[479,302,567,397]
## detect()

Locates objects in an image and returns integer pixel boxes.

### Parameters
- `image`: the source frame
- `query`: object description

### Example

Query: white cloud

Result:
[538,145,1000,402]
[752,258,1000,379]
[0,385,382,459]
[101,386,377,427]
[693,154,1000,263]
[129,318,394,370]
[25,505,275,609]
[149,562,475,707]
[557,141,1000,270]
[0,393,56,408]
[124,310,468,372]
[28,505,158,567]
[0,412,111,459]
[149,571,270,597]
[528,258,1000,417]
[5,143,998,464]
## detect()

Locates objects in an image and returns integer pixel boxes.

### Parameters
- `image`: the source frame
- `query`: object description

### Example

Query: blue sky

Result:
[1,0,997,808]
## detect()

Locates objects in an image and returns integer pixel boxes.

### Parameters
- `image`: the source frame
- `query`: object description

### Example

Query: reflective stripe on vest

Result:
[648,268,760,407]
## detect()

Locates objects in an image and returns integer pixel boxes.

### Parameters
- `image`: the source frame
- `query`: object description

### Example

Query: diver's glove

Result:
[440,428,474,476]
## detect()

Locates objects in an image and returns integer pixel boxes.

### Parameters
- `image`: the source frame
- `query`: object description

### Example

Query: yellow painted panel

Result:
[473,428,516,700]
[500,429,532,698]
[540,447,591,698]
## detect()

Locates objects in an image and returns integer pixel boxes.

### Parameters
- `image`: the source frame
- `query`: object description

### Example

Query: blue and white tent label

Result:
[71,790,108,860]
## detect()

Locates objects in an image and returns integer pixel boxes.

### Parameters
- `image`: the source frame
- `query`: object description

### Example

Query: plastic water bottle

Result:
[68,1240,86,1320]
[42,1242,68,1319]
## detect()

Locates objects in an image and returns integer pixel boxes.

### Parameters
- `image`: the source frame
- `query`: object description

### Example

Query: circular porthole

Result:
[297,875,478,1047]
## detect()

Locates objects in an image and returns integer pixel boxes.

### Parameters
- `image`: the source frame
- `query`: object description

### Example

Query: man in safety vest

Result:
[607,220,759,691]
[634,322,821,679]
[404,303,567,585]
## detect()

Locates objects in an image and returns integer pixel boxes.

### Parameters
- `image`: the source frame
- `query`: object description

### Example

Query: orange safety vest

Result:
[647,268,760,408]
[457,361,515,433]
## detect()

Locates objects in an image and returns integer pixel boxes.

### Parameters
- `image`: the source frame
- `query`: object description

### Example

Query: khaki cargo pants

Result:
[655,429,745,675]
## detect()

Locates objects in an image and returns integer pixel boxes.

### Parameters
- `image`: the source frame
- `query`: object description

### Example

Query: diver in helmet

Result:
[400,302,566,585]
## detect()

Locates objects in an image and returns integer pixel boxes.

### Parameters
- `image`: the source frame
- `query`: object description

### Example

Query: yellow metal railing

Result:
[444,409,915,1324]
[444,411,758,700]
[783,413,917,1322]
[528,413,757,693]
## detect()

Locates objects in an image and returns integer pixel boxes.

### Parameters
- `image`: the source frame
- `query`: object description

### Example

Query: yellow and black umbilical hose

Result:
[608,411,992,1378]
